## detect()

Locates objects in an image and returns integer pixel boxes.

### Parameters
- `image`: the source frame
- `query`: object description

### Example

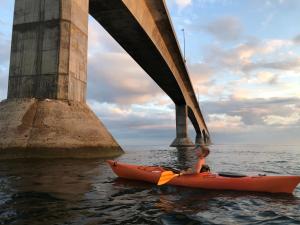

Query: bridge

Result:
[0,0,210,159]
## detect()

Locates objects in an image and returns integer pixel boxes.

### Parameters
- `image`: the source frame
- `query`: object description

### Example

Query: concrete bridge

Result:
[0,0,210,159]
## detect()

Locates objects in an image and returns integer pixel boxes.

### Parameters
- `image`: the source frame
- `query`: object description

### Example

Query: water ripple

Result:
[0,145,300,224]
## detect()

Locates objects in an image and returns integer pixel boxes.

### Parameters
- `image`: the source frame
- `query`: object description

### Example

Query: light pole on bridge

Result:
[181,28,186,63]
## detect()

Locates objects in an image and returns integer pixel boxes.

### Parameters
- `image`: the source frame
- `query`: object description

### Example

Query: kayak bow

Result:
[107,160,300,194]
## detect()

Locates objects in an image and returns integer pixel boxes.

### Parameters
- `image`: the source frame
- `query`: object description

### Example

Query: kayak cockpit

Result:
[218,172,247,178]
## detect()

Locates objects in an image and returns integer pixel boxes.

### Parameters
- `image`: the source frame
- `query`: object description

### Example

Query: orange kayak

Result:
[107,160,300,194]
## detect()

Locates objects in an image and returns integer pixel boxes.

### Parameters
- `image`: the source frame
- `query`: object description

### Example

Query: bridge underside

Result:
[90,0,185,105]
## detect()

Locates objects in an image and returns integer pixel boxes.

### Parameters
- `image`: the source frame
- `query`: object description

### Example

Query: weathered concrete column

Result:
[205,133,212,145]
[170,105,194,147]
[0,0,123,159]
[201,129,212,145]
[202,129,207,144]
[8,0,89,101]
[195,132,204,145]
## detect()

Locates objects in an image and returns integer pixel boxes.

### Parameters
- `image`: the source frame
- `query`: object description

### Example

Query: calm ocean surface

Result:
[0,144,300,225]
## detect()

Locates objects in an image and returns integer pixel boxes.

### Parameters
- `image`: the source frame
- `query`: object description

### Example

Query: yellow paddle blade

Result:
[157,171,180,185]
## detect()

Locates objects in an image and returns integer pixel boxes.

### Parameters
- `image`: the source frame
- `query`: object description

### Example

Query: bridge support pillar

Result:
[195,132,205,145]
[201,129,211,145]
[0,0,123,158]
[170,105,194,147]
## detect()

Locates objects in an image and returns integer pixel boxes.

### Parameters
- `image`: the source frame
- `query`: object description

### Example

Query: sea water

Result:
[0,144,299,225]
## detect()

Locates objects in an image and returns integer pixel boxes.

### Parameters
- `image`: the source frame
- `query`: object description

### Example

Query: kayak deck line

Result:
[107,160,300,194]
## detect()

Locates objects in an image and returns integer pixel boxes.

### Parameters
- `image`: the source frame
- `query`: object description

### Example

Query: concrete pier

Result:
[0,99,122,159]
[195,132,204,145]
[0,0,123,158]
[170,105,194,147]
[8,0,88,101]
[202,129,209,144]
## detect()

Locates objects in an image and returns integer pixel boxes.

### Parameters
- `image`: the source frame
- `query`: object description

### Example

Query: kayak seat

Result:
[218,172,247,178]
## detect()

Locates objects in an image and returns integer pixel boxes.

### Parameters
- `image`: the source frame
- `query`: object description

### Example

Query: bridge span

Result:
[0,0,210,159]
[90,0,210,146]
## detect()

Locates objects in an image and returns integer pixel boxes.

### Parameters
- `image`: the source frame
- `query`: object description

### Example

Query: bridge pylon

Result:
[170,105,194,147]
[195,132,205,145]
[0,0,123,159]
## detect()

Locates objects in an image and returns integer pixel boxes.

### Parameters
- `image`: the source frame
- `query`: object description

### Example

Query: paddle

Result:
[157,171,182,185]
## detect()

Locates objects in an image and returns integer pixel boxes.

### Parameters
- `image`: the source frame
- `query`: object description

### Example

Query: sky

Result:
[0,0,300,146]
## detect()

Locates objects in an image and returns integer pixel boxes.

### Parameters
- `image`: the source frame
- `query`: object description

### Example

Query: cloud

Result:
[207,113,245,132]
[260,39,292,53]
[202,97,300,126]
[87,100,176,145]
[87,51,165,105]
[0,30,10,101]
[263,113,300,126]
[261,12,275,27]
[256,71,277,84]
[188,62,215,95]
[87,96,300,145]
[242,57,300,72]
[0,67,8,100]
[0,19,5,25]
[248,71,278,84]
[203,41,257,71]
[175,0,192,8]
[261,0,300,8]
[0,35,10,66]
[88,17,124,54]
[200,38,297,77]
[187,0,233,8]
[187,38,299,102]
[293,34,300,45]
[197,97,300,144]
[262,103,300,126]
[88,100,174,123]
[189,62,214,82]
[203,16,243,42]
[87,17,166,105]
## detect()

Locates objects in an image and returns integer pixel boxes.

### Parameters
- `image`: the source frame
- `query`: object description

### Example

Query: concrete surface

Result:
[8,0,89,102]
[195,133,205,145]
[0,98,123,159]
[1,0,123,158]
[170,105,194,147]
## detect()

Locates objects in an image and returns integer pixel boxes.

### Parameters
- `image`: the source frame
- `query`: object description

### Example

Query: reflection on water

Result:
[0,144,300,225]
[174,147,198,170]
